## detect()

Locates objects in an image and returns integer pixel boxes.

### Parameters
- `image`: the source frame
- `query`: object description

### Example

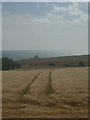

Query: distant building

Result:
[34,54,39,60]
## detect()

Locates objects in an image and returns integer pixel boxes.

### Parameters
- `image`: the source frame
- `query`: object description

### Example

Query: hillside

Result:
[17,55,88,69]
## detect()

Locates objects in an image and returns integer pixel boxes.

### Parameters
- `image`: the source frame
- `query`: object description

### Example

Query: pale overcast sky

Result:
[2,2,88,54]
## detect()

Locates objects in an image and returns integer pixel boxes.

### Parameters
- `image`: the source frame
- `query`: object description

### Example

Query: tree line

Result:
[2,57,21,70]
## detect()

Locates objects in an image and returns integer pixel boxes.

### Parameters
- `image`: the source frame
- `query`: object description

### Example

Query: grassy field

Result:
[2,67,88,118]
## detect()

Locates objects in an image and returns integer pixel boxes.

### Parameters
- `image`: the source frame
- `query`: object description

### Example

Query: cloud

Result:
[2,2,88,54]
[27,3,86,26]
[32,18,50,24]
[49,2,88,23]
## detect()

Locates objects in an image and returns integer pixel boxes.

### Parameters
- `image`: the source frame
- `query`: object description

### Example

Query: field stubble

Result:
[2,67,88,118]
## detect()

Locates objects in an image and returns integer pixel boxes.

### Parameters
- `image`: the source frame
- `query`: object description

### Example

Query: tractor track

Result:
[46,72,74,111]
[46,71,55,95]
[17,72,42,102]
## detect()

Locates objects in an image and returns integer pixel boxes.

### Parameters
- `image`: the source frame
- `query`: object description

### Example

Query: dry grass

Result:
[2,67,88,118]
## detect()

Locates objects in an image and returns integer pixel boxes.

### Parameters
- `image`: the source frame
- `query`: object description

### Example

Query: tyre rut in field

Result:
[46,72,74,110]
[46,71,55,95]
[46,72,75,110]
[17,72,42,102]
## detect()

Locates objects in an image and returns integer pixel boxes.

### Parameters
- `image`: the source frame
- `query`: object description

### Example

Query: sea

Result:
[0,50,87,60]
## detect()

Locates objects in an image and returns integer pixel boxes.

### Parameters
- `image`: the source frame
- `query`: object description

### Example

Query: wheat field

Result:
[2,67,88,118]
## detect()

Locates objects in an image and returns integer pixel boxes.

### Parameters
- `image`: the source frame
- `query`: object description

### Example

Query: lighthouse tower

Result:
[34,54,39,60]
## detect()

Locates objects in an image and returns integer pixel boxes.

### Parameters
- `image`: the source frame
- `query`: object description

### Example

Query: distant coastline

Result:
[1,50,88,60]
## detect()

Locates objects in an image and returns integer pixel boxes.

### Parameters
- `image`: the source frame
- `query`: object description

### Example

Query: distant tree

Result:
[2,57,21,70]
[48,63,56,66]
[64,64,69,67]
[15,63,21,68]
[79,61,85,67]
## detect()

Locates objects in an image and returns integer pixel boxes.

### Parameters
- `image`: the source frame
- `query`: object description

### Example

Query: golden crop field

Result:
[2,67,88,118]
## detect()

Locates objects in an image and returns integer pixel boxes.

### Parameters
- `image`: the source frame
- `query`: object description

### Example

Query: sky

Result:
[2,2,88,54]
[1,0,89,2]
[0,2,2,52]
